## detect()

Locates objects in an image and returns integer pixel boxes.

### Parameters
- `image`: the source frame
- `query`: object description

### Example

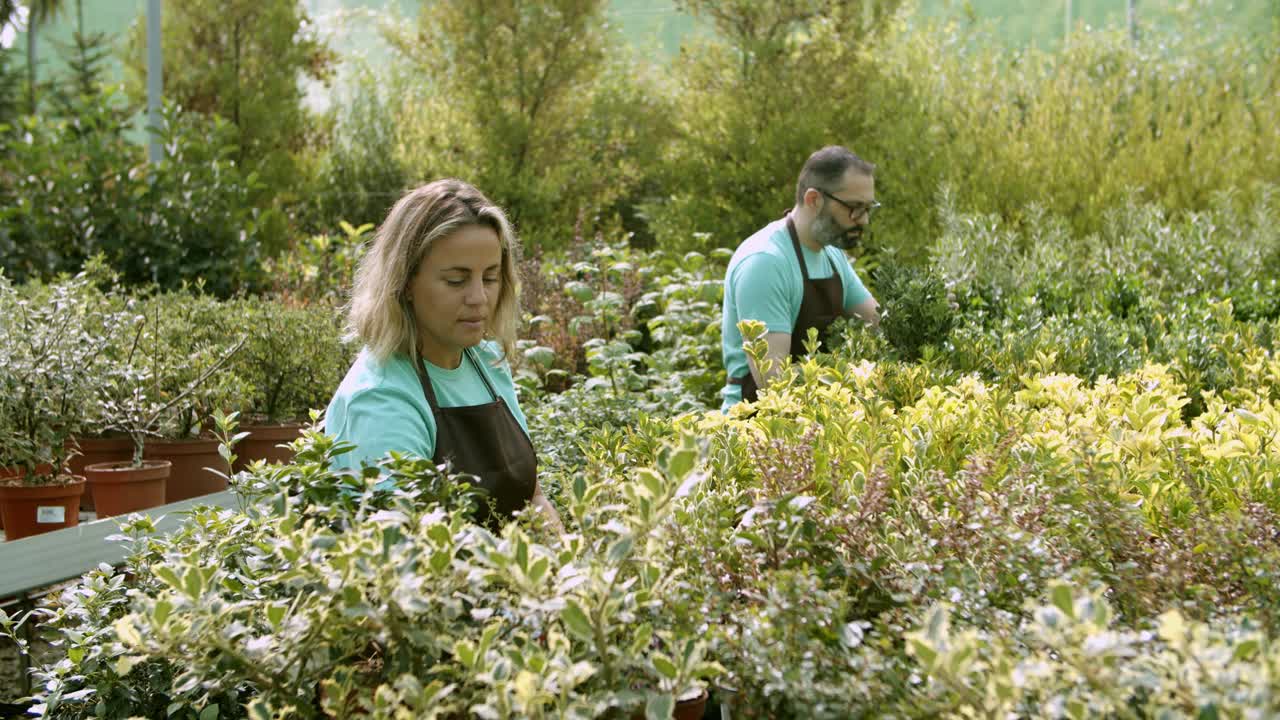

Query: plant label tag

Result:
[37,506,66,524]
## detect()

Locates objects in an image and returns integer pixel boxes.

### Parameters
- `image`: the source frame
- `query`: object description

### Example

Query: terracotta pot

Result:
[0,475,86,541]
[66,435,134,512]
[85,460,170,518]
[0,464,54,531]
[675,690,709,720]
[631,689,710,720]
[143,437,229,503]
[232,423,304,472]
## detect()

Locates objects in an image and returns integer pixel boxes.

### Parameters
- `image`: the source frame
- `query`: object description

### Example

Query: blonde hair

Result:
[347,179,521,365]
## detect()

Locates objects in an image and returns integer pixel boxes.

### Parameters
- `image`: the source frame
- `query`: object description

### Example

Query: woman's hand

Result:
[531,482,566,536]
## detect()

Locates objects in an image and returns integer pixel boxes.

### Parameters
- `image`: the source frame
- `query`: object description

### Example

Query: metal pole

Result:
[1127,0,1137,44]
[147,0,163,163]
[25,14,36,113]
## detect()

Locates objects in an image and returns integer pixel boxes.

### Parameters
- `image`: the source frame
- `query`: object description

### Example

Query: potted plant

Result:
[228,297,349,471]
[0,271,110,540]
[63,268,144,512]
[87,292,246,512]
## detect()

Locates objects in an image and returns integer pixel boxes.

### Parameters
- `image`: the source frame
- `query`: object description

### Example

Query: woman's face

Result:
[409,223,503,368]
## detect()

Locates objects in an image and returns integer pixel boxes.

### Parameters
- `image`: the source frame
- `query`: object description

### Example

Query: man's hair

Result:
[347,178,522,365]
[795,146,876,205]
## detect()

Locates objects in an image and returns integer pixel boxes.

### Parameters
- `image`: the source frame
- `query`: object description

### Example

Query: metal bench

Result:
[0,491,238,704]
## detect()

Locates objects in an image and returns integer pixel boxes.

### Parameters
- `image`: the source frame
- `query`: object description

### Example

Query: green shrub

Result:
[120,0,334,207]
[300,62,408,233]
[386,0,671,252]
[644,0,908,254]
[11,430,720,718]
[881,11,1280,242]
[263,221,370,307]
[227,298,351,425]
[872,261,956,362]
[0,96,267,296]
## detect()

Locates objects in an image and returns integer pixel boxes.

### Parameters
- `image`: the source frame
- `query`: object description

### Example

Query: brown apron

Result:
[414,348,537,527]
[731,216,845,403]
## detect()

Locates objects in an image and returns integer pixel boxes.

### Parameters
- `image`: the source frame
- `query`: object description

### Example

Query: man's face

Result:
[810,171,875,251]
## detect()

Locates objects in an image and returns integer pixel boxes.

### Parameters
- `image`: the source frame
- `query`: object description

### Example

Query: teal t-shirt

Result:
[324,340,530,470]
[719,218,871,411]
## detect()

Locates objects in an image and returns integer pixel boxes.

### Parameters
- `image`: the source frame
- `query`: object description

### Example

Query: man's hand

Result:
[747,331,794,388]
[851,297,880,328]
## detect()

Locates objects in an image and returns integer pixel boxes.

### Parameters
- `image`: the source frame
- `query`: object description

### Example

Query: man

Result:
[720,145,881,412]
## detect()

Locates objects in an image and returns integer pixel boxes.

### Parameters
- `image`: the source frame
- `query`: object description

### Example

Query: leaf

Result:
[652,653,678,679]
[199,705,220,720]
[114,655,145,677]
[247,699,271,720]
[183,567,205,599]
[523,345,556,369]
[153,598,172,626]
[153,566,182,591]
[430,550,451,573]
[528,557,549,585]
[266,604,285,629]
[629,623,654,655]
[607,536,634,563]
[637,469,663,498]
[1235,408,1262,425]
[1051,583,1075,619]
[114,616,142,648]
[1158,611,1187,644]
[666,446,697,481]
[908,639,937,667]
[1232,638,1260,661]
[840,622,864,648]
[645,693,675,720]
[454,640,477,669]
[426,523,451,546]
[561,600,594,640]
[515,537,529,573]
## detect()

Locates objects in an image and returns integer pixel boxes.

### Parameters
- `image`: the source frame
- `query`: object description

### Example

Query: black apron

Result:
[414,348,537,527]
[731,216,845,403]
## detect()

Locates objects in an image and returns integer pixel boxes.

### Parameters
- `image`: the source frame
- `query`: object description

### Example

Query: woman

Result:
[325,179,562,531]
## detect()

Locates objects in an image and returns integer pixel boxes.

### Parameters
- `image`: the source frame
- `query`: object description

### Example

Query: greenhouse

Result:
[1,1,1279,718]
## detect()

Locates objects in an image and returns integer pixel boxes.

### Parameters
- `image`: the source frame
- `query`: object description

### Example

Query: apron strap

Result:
[413,347,498,413]
[463,348,500,401]
[785,215,840,318]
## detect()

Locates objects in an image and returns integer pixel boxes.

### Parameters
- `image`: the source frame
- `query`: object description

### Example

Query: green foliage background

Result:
[1,0,1277,282]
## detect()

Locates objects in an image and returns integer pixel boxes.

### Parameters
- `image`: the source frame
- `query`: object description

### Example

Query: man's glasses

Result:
[818,188,880,222]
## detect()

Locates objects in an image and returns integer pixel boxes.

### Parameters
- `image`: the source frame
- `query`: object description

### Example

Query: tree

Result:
[10,0,67,114]
[122,0,334,202]
[48,0,114,119]
[389,0,672,250]
[645,0,910,252]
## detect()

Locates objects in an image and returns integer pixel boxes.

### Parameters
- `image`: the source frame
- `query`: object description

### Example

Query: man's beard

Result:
[811,208,864,251]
